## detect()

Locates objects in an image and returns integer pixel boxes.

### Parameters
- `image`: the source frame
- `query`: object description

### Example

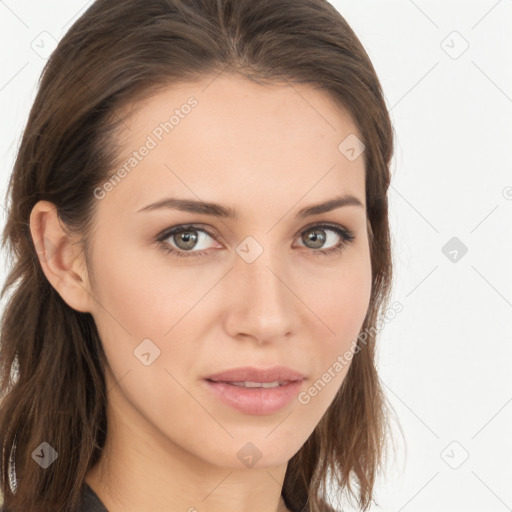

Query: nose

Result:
[222,247,300,345]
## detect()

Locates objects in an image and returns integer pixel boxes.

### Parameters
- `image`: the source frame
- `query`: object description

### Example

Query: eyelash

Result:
[155,223,355,259]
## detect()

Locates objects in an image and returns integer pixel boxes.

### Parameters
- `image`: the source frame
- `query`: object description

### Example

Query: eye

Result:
[156,224,220,258]
[295,223,355,257]
[155,223,355,258]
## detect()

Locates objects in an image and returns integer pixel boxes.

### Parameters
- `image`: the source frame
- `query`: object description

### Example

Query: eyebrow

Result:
[136,194,364,219]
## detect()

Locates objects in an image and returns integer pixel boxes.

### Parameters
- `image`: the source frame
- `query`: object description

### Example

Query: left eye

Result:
[156,223,355,258]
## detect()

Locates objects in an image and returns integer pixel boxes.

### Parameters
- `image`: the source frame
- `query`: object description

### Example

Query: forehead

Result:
[100,73,366,217]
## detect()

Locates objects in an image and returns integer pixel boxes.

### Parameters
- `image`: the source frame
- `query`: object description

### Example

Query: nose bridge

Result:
[224,238,298,341]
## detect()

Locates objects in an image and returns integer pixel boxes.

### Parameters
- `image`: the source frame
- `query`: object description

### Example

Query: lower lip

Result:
[202,379,304,415]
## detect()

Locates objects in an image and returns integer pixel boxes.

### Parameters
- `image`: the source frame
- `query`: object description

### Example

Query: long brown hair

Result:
[0,1,397,510]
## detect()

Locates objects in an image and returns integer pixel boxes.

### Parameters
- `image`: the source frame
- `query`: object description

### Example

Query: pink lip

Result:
[205,365,305,383]
[202,379,304,415]
[203,366,306,415]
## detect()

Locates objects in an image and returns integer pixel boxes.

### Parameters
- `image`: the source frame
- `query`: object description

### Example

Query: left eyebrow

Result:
[136,194,364,219]
[296,194,364,217]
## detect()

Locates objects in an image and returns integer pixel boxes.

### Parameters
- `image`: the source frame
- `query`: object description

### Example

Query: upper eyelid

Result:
[157,222,353,246]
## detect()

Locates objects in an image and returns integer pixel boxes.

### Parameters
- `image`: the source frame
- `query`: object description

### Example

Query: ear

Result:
[29,200,93,313]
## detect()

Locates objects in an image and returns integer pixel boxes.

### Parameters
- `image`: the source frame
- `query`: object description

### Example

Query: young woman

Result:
[0,1,397,511]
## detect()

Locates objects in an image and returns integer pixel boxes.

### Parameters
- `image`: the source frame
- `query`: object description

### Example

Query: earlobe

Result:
[29,200,93,314]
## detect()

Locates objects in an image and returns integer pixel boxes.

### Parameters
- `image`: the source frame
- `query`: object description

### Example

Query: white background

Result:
[1,1,511,511]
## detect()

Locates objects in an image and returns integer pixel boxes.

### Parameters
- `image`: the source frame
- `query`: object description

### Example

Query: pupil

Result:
[306,229,325,249]
[176,230,198,250]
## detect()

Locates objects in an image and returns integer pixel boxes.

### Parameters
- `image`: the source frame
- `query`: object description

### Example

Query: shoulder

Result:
[77,482,109,512]
[286,496,339,512]
[317,498,339,512]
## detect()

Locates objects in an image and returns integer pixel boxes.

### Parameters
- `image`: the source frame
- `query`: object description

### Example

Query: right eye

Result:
[156,224,222,258]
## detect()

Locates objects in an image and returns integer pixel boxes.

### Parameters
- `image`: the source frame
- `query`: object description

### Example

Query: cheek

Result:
[88,235,184,336]
[87,239,219,389]
[313,249,372,342]
[294,252,372,422]
[303,250,371,399]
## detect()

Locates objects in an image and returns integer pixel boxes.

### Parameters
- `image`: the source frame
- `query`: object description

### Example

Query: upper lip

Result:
[205,366,306,383]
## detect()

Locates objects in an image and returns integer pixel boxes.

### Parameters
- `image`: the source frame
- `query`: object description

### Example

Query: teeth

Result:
[229,381,283,388]
[261,381,280,388]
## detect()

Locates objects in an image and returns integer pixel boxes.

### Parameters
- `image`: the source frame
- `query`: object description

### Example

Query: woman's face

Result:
[85,73,371,470]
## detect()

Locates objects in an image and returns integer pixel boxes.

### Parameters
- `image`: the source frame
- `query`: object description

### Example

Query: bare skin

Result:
[30,72,371,512]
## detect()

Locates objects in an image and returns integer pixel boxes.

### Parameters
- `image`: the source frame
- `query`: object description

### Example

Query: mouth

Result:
[202,369,306,415]
[205,379,299,388]
[205,365,306,385]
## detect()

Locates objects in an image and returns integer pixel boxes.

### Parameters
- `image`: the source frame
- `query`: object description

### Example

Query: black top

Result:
[0,484,108,512]
[79,483,109,512]
[78,484,337,512]
[0,484,336,512]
